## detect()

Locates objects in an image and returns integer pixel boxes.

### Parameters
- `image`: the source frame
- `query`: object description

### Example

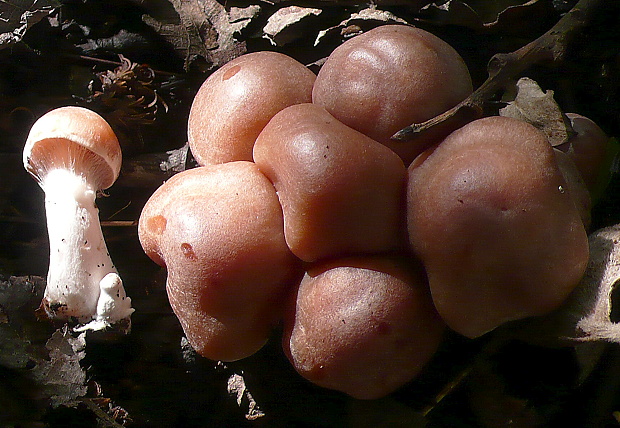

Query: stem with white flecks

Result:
[41,168,132,326]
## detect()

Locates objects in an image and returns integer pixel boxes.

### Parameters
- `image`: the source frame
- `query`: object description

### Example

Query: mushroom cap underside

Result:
[23,106,122,189]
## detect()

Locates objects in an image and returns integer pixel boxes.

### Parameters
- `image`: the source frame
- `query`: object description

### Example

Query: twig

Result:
[392,0,604,142]
[421,336,504,418]
[0,216,137,227]
[63,53,180,78]
[79,398,127,428]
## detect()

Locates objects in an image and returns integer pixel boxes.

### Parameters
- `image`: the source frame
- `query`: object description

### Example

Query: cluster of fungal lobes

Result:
[137,25,607,399]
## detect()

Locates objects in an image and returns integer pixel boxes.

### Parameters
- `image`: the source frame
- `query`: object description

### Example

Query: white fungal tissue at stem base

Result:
[42,167,134,330]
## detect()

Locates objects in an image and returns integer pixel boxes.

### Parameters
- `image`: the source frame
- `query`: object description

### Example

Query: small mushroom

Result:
[23,106,133,330]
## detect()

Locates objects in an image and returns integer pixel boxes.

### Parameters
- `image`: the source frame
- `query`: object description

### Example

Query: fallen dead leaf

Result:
[263,6,322,47]
[500,77,574,147]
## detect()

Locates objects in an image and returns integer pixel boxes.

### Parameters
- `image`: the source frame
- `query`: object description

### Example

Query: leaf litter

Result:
[1,0,620,426]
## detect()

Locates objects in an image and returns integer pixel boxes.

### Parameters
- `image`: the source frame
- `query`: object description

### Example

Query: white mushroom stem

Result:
[41,168,133,328]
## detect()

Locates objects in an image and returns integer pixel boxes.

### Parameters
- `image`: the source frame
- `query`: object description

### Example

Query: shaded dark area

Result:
[1,0,620,427]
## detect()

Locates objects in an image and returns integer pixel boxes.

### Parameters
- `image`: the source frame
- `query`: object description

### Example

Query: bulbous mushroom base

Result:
[40,168,133,330]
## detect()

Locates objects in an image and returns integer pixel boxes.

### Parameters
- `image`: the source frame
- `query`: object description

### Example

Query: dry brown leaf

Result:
[0,0,58,48]
[142,0,257,71]
[32,328,88,407]
[500,77,573,147]
[0,276,87,409]
[464,0,540,26]
[263,6,322,47]
[420,0,551,33]
[314,7,407,47]
[574,225,620,342]
[510,224,620,347]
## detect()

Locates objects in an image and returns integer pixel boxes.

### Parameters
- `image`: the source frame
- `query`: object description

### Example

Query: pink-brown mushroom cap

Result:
[407,116,589,338]
[312,24,472,164]
[23,106,121,190]
[138,161,301,361]
[188,51,316,166]
[253,103,407,262]
[283,255,445,400]
[556,113,610,194]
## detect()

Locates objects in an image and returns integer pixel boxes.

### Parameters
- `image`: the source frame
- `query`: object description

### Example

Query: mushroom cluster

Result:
[138,25,600,399]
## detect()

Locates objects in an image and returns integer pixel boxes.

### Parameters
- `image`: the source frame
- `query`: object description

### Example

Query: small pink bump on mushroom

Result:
[23,106,133,330]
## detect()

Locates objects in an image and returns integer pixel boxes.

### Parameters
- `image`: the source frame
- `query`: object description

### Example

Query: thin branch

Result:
[62,53,181,78]
[79,398,128,428]
[392,0,604,142]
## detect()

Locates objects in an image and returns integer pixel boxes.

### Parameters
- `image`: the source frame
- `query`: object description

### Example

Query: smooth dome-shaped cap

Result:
[23,106,122,189]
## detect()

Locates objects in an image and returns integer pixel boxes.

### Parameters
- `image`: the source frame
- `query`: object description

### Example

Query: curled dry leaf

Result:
[421,0,550,33]
[0,0,58,49]
[263,6,322,47]
[142,0,258,71]
[314,7,408,47]
[500,77,574,147]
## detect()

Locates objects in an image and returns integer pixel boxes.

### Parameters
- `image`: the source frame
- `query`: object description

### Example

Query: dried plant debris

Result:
[81,54,172,152]
[227,373,265,421]
[182,339,266,421]
[460,0,544,26]
[118,143,194,188]
[88,55,168,126]
[573,226,620,343]
[142,0,258,71]
[0,0,58,48]
[420,0,553,33]
[0,275,130,425]
[509,225,620,348]
[315,7,408,47]
[0,275,46,369]
[33,328,88,406]
[500,77,574,147]
[0,276,87,409]
[263,6,322,47]
[393,0,602,141]
[80,382,133,428]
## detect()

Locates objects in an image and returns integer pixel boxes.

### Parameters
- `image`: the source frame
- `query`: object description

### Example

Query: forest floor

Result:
[1,1,620,427]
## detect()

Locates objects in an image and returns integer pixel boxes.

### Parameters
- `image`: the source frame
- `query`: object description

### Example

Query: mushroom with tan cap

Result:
[23,106,134,331]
